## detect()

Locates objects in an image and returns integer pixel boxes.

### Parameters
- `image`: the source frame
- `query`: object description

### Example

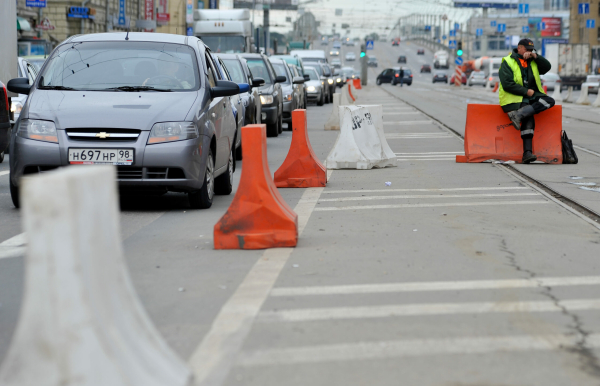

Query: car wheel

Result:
[215,150,234,195]
[277,112,283,134]
[188,148,214,209]
[376,78,382,85]
[10,173,19,209]
[317,92,324,106]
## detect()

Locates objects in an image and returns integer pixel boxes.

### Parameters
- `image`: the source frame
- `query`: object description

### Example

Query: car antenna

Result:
[125,25,130,41]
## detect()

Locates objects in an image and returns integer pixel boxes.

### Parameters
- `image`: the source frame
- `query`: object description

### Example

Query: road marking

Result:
[0,171,9,177]
[319,192,540,203]
[323,186,530,194]
[187,187,325,386]
[314,200,549,212]
[237,333,600,367]
[0,233,26,260]
[258,298,600,323]
[384,121,435,125]
[397,158,456,161]
[271,275,600,297]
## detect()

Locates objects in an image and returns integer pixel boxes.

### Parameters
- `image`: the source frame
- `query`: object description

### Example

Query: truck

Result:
[545,43,589,88]
[193,9,254,53]
[433,50,449,69]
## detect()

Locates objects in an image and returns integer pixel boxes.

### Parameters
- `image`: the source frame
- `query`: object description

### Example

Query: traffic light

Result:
[457,41,463,56]
[360,44,366,58]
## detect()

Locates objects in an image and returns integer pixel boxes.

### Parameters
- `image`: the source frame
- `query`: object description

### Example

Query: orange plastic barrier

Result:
[543,85,548,93]
[214,124,298,249]
[348,84,356,102]
[456,104,562,164]
[353,78,362,90]
[274,109,327,188]
[492,82,499,92]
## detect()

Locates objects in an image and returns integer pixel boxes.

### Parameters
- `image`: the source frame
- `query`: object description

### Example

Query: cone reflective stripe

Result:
[214,124,298,249]
[275,109,327,188]
[456,104,562,164]
[0,166,193,386]
[340,86,354,105]
[324,93,341,130]
[353,78,362,90]
[347,84,356,102]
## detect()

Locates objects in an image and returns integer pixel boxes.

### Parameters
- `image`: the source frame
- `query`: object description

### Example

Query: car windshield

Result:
[245,58,272,84]
[222,59,246,84]
[271,62,290,84]
[306,64,323,76]
[200,36,245,53]
[305,68,319,81]
[38,41,199,91]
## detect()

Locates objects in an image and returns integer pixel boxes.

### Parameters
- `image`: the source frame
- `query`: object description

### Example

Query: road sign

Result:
[186,27,193,36]
[35,17,55,30]
[442,34,447,40]
[491,20,497,27]
[579,3,590,14]
[518,3,529,13]
[26,0,46,6]
[587,19,596,28]
[449,40,457,49]
[455,57,464,65]
[497,23,506,33]
[366,40,374,50]
[454,22,460,31]
[537,22,545,30]
[449,30,456,37]
[522,25,530,33]
[505,35,511,47]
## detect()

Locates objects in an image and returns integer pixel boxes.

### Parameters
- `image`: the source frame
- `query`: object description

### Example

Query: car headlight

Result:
[328,79,334,84]
[284,94,292,101]
[11,101,23,115]
[18,119,58,143]
[336,78,341,83]
[260,94,274,104]
[307,86,316,92]
[148,122,198,144]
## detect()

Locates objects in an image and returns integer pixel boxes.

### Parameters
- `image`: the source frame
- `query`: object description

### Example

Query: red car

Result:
[450,73,467,85]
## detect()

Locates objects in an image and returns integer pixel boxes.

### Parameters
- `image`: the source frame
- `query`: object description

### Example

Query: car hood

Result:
[257,84,275,94]
[305,80,322,88]
[26,90,199,130]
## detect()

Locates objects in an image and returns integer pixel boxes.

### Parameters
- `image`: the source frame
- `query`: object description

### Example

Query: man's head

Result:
[517,38,535,56]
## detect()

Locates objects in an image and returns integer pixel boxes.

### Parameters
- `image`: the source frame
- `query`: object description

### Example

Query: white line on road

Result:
[384,121,435,125]
[271,275,600,297]
[323,187,530,194]
[314,200,549,212]
[319,192,540,203]
[237,333,600,367]
[187,187,326,386]
[0,171,9,177]
[0,233,26,260]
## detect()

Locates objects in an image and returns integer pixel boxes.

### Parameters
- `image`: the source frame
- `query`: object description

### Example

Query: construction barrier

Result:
[456,104,563,164]
[551,85,563,104]
[543,85,548,94]
[575,83,591,105]
[347,84,356,102]
[353,78,362,90]
[324,93,341,130]
[564,86,573,103]
[214,124,298,249]
[492,81,499,93]
[0,166,193,386]
[326,105,397,169]
[275,109,327,188]
[359,105,398,168]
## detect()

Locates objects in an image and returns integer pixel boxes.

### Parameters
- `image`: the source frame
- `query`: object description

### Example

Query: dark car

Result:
[240,53,286,137]
[0,81,10,163]
[432,72,448,83]
[367,56,378,68]
[376,67,412,86]
[392,39,400,46]
[398,55,407,64]
[417,49,425,55]
[420,64,431,73]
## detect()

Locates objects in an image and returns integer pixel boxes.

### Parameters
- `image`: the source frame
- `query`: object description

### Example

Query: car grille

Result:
[66,128,141,142]
[117,166,186,180]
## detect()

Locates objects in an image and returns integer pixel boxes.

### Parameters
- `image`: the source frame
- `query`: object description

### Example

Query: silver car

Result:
[467,71,487,87]
[304,67,324,106]
[7,32,247,209]
[269,58,304,128]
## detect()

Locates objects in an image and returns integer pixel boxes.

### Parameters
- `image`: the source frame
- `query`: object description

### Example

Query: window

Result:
[205,54,217,88]
[271,62,290,84]
[222,59,246,84]
[246,58,272,84]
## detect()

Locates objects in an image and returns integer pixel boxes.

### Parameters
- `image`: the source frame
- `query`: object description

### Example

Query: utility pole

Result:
[263,6,269,54]
[360,43,367,86]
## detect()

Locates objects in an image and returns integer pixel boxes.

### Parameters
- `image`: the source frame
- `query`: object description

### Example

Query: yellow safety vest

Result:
[498,54,545,106]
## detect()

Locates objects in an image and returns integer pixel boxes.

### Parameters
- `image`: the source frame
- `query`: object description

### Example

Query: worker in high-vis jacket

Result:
[499,38,555,163]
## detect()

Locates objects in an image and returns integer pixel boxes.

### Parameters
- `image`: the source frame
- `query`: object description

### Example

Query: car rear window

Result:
[271,62,291,84]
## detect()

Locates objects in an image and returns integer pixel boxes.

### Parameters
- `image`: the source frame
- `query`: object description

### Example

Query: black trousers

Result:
[519,95,556,139]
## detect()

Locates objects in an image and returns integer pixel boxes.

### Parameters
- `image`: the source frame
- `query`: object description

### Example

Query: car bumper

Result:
[282,101,293,122]
[261,105,278,124]
[11,130,210,192]
[306,90,321,101]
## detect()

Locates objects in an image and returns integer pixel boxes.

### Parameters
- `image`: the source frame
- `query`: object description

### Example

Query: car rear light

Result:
[489,77,493,81]
[0,82,7,113]
[410,75,413,78]
[556,79,562,82]
[395,74,399,77]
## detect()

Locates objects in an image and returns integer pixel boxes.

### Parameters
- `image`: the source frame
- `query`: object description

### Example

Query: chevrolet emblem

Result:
[96,132,110,139]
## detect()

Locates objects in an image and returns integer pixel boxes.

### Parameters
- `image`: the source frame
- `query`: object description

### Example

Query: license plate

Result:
[68,148,134,165]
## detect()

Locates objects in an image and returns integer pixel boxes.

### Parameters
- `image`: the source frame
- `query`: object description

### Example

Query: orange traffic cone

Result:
[274,109,327,188]
[348,83,356,102]
[214,124,298,249]
[353,78,362,90]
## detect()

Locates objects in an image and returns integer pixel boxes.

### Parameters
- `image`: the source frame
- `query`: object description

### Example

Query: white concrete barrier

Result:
[359,105,397,167]
[0,166,193,386]
[593,89,600,107]
[564,86,574,103]
[326,105,397,169]
[575,83,591,105]
[324,93,341,130]
[551,84,563,104]
[340,84,354,106]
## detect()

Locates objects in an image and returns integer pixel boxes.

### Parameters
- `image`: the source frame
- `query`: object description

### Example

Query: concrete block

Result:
[324,93,341,130]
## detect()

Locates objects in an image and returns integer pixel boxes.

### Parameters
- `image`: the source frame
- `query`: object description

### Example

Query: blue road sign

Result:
[497,23,506,32]
[455,57,464,65]
[518,3,529,13]
[449,40,457,49]
[437,39,441,43]
[454,22,460,30]
[579,3,590,13]
[587,19,596,28]
[442,34,447,40]
[522,25,530,33]
[118,0,126,25]
[449,30,456,37]
[537,22,546,30]
[476,28,483,36]
[366,40,374,50]
[187,27,193,36]
[26,0,46,7]
[491,20,497,27]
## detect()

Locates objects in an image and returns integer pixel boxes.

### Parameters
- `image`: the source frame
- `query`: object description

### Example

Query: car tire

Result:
[188,148,214,209]
[376,78,382,85]
[277,112,283,134]
[10,173,19,209]
[215,150,234,196]
[317,92,324,106]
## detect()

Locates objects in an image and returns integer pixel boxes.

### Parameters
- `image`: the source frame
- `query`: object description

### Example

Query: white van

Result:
[289,50,327,63]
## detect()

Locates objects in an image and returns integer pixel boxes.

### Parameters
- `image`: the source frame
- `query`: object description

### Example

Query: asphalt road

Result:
[1,40,600,385]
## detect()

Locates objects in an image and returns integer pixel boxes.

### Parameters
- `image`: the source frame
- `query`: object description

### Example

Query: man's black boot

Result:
[522,137,537,164]
[507,105,535,130]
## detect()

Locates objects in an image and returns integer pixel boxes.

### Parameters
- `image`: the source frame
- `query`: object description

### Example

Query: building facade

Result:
[569,0,600,45]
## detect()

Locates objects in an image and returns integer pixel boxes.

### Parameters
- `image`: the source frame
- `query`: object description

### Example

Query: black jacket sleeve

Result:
[499,60,529,96]
[533,54,552,75]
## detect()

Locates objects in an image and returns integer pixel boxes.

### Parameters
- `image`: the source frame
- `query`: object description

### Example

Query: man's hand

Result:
[526,89,535,97]
[523,51,538,60]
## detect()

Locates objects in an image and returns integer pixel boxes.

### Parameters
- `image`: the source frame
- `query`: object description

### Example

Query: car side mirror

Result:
[292,76,305,84]
[303,74,310,81]
[210,80,240,98]
[8,78,31,95]
[252,77,265,87]
[238,83,250,93]
[275,75,287,83]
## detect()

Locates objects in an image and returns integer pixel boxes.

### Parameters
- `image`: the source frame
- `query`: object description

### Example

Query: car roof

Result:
[239,53,266,59]
[66,32,191,45]
[215,53,241,59]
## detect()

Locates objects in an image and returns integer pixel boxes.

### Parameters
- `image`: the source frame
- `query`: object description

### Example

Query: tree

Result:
[364,32,380,41]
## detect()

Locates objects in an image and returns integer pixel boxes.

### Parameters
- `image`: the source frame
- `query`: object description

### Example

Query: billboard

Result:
[541,17,561,37]
[233,0,298,10]
[454,0,517,8]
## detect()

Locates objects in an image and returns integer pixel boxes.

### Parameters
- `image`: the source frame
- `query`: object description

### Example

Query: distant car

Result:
[329,50,340,56]
[487,71,499,88]
[333,68,344,88]
[541,72,563,92]
[331,58,342,68]
[420,64,431,73]
[347,40,356,46]
[288,64,307,108]
[376,67,412,86]
[269,58,302,129]
[398,55,407,63]
[367,56,378,68]
[432,72,448,83]
[333,41,342,49]
[340,66,355,82]
[467,71,487,87]
[450,73,468,85]
[345,52,356,61]
[392,40,400,46]
[304,67,325,106]
[417,49,425,55]
[303,62,332,104]
[321,39,328,46]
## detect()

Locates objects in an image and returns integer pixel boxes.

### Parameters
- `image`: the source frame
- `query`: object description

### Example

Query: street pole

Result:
[482,7,488,57]
[360,43,367,86]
